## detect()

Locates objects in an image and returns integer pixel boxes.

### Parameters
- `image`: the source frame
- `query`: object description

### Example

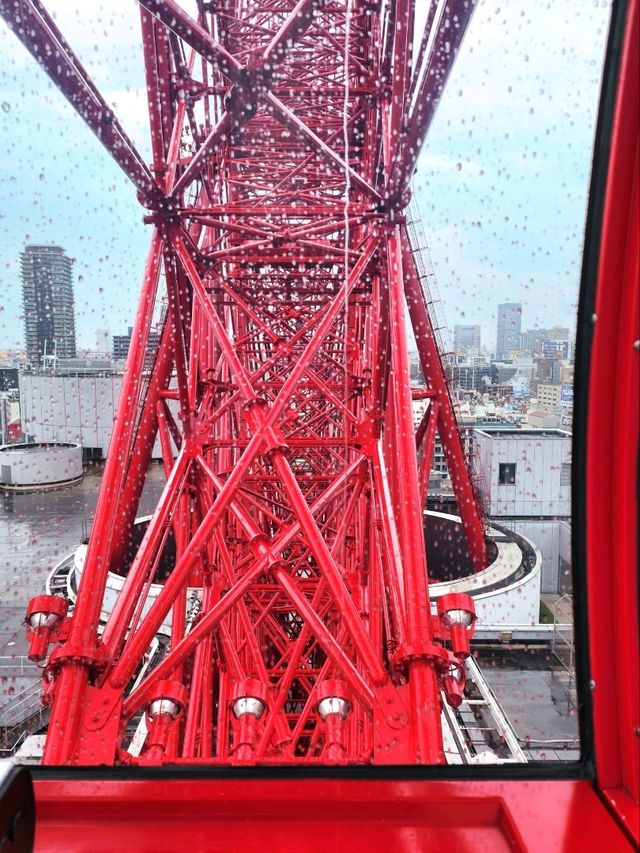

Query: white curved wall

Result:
[428,512,542,627]
[73,540,173,636]
[61,513,542,638]
[0,442,82,487]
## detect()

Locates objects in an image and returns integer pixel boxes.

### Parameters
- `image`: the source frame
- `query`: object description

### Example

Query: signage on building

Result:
[560,384,573,407]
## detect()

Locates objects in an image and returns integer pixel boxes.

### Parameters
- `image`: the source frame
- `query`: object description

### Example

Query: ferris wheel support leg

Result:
[400,229,488,572]
[42,230,165,765]
[418,401,440,513]
[387,227,443,763]
[108,317,174,574]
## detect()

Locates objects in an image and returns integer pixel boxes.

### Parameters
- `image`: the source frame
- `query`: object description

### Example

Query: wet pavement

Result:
[478,656,580,760]
[0,463,166,669]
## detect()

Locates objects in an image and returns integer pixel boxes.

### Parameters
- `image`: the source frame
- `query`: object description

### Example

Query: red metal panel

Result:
[584,0,639,842]
[0,0,637,847]
[31,779,633,852]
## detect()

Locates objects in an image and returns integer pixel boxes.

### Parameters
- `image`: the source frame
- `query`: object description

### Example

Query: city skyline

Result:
[3,270,574,361]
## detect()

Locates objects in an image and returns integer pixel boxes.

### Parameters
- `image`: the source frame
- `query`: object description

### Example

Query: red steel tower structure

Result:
[4,0,488,766]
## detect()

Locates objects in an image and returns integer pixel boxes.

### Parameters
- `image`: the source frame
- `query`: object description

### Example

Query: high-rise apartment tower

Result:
[20,245,77,366]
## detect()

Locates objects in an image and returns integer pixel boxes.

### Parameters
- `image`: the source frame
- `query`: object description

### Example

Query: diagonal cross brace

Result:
[0,0,162,206]
[119,455,366,718]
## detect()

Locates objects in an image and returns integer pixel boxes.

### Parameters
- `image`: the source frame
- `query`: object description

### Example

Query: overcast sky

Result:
[0,1,611,351]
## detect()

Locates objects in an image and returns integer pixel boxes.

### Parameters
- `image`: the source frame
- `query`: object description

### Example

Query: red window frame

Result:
[4,0,638,848]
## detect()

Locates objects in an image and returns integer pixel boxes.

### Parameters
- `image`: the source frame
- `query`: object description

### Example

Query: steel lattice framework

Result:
[3,0,488,766]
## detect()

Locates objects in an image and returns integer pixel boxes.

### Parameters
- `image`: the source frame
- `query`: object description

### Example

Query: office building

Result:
[537,383,563,410]
[495,303,522,359]
[112,327,161,370]
[473,428,572,593]
[453,324,481,357]
[113,328,133,361]
[96,328,112,355]
[542,339,572,360]
[455,363,492,392]
[547,325,569,341]
[520,327,549,356]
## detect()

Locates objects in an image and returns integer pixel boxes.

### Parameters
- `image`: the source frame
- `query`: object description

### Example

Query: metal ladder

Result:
[442,656,527,764]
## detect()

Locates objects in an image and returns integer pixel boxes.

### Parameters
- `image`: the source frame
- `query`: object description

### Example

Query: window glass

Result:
[498,464,517,486]
[0,1,611,768]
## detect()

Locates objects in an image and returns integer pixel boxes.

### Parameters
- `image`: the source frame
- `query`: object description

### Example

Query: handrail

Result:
[552,594,575,707]
[0,729,28,755]
[0,656,40,675]
[0,679,43,728]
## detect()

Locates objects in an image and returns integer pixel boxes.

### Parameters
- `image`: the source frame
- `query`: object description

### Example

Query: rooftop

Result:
[475,428,571,438]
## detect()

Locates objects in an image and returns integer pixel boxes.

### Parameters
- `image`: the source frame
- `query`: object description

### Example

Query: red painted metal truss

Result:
[3,0,489,766]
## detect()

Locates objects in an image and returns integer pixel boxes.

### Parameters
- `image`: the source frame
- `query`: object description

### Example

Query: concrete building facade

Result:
[527,410,561,429]
[537,384,562,410]
[472,428,572,592]
[455,362,492,392]
[542,339,572,360]
[20,373,121,457]
[96,328,112,355]
[19,372,175,460]
[112,329,133,361]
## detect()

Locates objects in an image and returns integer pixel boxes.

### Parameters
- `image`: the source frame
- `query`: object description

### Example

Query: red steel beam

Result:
[386,226,442,762]
[0,0,162,206]
[138,0,244,84]
[401,228,487,571]
[386,0,477,206]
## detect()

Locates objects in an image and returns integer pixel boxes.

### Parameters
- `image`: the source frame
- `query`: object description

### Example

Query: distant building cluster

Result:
[410,297,575,591]
[15,244,163,372]
[10,243,165,375]
[0,242,167,451]
[446,301,574,435]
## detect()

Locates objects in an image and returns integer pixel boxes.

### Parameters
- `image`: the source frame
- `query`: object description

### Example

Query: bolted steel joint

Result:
[45,639,110,677]
[393,640,449,672]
